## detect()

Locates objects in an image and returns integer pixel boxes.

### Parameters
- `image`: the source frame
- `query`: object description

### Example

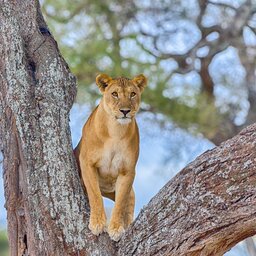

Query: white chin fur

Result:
[117,118,131,125]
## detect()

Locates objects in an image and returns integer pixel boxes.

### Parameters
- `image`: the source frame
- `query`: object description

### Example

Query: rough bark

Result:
[118,124,256,256]
[1,1,256,256]
[0,1,115,255]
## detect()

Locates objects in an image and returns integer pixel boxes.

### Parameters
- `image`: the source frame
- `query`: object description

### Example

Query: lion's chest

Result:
[98,141,128,193]
[98,141,127,178]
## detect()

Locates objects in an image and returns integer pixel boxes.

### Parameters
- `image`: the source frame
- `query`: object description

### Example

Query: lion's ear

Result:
[132,74,147,92]
[96,74,112,93]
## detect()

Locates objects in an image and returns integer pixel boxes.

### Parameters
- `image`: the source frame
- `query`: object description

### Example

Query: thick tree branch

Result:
[118,123,256,256]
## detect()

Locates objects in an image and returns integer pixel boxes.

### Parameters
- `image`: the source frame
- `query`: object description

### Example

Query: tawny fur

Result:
[74,73,147,241]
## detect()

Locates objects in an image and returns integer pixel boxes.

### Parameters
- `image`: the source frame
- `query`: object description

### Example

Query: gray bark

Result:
[0,1,256,256]
[118,124,256,256]
[0,1,115,255]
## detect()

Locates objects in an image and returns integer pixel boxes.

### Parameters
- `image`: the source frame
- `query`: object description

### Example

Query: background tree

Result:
[42,0,256,145]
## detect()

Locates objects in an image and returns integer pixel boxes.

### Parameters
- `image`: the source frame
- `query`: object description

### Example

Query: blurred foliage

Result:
[0,230,9,256]
[41,0,256,143]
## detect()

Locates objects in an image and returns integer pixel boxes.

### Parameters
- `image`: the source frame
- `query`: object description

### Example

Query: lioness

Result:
[74,73,147,241]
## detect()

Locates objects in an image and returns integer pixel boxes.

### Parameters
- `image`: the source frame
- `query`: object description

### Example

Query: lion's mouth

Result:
[115,115,132,120]
[116,116,132,124]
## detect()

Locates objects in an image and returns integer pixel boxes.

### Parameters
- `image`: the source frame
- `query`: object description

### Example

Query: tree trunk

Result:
[0,1,115,255]
[1,1,256,255]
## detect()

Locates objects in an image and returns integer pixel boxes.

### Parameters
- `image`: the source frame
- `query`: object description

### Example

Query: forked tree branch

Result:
[1,1,256,256]
[117,123,256,255]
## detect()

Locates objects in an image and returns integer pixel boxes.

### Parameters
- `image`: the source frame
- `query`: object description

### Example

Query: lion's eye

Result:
[130,92,136,98]
[112,92,118,98]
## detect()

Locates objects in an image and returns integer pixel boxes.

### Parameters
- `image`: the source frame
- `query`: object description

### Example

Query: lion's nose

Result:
[120,109,131,116]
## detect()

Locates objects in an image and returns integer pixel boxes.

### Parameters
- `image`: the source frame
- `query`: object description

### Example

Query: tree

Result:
[0,1,256,255]
[137,0,256,145]
[42,0,139,87]
[42,0,256,145]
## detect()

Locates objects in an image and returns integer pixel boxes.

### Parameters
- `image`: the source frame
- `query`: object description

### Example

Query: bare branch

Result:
[207,0,237,11]
[248,24,256,34]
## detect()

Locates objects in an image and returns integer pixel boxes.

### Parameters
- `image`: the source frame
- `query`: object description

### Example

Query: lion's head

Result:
[96,74,147,125]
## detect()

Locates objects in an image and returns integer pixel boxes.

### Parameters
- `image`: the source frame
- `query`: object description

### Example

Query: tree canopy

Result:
[42,0,256,144]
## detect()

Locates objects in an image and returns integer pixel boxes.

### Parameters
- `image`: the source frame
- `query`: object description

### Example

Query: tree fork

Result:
[0,1,256,255]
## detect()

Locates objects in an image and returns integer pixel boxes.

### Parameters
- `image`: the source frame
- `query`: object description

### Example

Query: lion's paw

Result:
[108,223,125,241]
[89,215,106,236]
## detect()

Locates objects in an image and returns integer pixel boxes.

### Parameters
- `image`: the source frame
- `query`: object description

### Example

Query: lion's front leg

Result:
[124,188,135,229]
[80,159,106,236]
[108,171,135,241]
